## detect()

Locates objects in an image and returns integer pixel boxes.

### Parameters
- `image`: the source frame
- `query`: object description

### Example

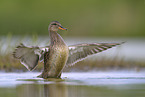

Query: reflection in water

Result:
[16,83,68,97]
[44,84,67,97]
[4,82,145,97]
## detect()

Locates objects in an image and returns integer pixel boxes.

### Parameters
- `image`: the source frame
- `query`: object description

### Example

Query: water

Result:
[0,71,145,97]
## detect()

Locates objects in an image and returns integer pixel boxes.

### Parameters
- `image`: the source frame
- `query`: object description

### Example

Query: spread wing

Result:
[66,42,124,67]
[13,43,49,71]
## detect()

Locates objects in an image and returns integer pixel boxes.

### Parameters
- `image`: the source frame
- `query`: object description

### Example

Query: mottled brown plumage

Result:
[37,21,69,78]
[13,21,124,79]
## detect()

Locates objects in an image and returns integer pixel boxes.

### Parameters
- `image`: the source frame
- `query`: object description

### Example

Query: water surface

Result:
[0,71,145,97]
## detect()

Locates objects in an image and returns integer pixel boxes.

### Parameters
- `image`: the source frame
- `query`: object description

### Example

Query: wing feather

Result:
[13,43,49,71]
[66,42,124,67]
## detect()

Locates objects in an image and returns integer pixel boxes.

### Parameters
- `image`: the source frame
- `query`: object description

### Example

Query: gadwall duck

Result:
[13,21,123,78]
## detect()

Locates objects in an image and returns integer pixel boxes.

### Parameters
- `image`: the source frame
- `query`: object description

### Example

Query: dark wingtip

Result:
[118,41,126,45]
[121,41,126,44]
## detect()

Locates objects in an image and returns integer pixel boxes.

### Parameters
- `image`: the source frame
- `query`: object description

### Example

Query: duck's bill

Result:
[59,26,67,30]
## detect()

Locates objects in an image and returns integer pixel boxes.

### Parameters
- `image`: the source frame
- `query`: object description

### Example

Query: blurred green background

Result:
[0,0,145,37]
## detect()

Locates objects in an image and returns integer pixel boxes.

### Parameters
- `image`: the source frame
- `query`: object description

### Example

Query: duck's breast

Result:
[47,45,69,77]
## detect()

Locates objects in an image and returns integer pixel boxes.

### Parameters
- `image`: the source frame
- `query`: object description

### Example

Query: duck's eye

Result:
[52,23,57,25]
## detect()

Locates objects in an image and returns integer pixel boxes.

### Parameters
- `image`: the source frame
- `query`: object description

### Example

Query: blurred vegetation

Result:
[0,53,145,72]
[0,34,144,72]
[0,0,145,37]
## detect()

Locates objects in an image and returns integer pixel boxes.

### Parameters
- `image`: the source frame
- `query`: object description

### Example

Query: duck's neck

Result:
[49,31,66,46]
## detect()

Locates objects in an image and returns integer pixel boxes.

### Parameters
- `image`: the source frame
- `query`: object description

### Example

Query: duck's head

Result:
[48,21,67,32]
